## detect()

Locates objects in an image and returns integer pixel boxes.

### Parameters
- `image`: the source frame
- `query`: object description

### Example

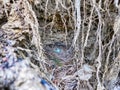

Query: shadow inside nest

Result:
[43,42,75,66]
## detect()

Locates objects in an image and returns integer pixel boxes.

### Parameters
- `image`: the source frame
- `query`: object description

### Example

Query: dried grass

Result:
[0,0,120,90]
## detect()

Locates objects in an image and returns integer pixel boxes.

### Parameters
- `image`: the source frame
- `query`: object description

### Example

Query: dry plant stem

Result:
[72,0,81,90]
[44,0,49,38]
[49,0,59,35]
[61,15,68,45]
[114,0,119,8]
[3,0,8,17]
[58,0,68,10]
[96,26,102,90]
[102,15,120,83]
[44,0,49,23]
[81,0,86,65]
[84,7,94,47]
[77,79,80,90]
[102,35,116,82]
[72,0,81,47]
[104,0,112,19]
[98,0,102,7]
[24,0,47,72]
[82,0,94,66]
[87,81,94,90]
[92,0,103,89]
